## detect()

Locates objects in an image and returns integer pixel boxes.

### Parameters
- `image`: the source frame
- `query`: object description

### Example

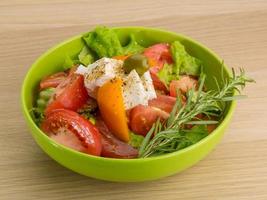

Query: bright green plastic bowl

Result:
[21,27,236,182]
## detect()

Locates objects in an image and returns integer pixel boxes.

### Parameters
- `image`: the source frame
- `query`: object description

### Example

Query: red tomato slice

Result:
[45,74,89,114]
[40,72,68,90]
[95,117,138,158]
[129,105,169,136]
[149,67,168,92]
[170,75,198,97]
[144,43,172,70]
[41,109,102,156]
[144,43,173,92]
[148,95,176,113]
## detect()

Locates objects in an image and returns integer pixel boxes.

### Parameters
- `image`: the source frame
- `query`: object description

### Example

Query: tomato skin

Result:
[144,43,172,92]
[41,109,102,156]
[170,75,198,97]
[143,43,172,69]
[148,95,176,113]
[129,105,169,136]
[149,67,168,92]
[95,117,138,158]
[45,74,89,114]
[40,72,68,90]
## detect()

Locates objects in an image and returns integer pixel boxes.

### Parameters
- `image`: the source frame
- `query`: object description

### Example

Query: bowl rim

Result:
[21,26,236,163]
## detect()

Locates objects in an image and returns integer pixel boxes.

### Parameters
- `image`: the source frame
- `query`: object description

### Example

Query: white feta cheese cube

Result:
[83,58,123,98]
[75,64,88,75]
[141,71,157,100]
[122,70,148,110]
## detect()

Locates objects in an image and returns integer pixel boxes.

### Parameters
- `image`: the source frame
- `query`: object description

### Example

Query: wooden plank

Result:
[0,1,266,199]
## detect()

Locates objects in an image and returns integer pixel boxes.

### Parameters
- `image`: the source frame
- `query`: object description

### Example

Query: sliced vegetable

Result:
[95,118,138,158]
[143,43,172,70]
[45,74,88,114]
[144,43,173,92]
[129,105,169,136]
[97,78,129,142]
[155,41,202,88]
[148,95,176,113]
[149,67,168,92]
[139,69,254,157]
[169,75,198,97]
[123,54,149,76]
[41,109,102,156]
[40,72,67,90]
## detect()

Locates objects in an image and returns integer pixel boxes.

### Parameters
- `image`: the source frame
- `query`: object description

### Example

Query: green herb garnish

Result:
[139,68,254,158]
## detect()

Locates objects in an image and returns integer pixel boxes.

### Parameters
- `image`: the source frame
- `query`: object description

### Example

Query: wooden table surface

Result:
[1,0,267,199]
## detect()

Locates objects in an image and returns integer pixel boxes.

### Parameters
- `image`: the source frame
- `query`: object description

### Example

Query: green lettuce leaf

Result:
[157,63,178,87]
[177,125,209,149]
[129,131,144,149]
[158,41,202,87]
[78,46,94,66]
[184,125,209,143]
[123,34,144,55]
[171,41,202,76]
[82,26,123,58]
[62,54,82,70]
[82,27,144,58]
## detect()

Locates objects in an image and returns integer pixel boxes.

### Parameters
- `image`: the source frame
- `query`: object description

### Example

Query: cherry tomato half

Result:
[144,43,173,92]
[45,74,89,114]
[40,72,68,90]
[148,95,176,113]
[170,75,198,97]
[129,105,169,136]
[41,109,102,156]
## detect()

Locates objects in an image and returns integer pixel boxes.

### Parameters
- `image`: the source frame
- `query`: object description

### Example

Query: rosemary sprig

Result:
[138,68,254,158]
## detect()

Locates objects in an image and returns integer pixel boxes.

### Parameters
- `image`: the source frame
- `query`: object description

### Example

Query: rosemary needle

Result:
[138,68,254,158]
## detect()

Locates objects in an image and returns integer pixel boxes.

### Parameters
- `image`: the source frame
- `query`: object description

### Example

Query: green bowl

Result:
[21,27,236,182]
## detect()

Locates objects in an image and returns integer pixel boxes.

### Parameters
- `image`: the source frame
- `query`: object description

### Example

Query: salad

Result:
[32,26,253,159]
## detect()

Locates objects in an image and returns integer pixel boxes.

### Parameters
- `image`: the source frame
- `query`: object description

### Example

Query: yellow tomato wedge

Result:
[97,78,129,142]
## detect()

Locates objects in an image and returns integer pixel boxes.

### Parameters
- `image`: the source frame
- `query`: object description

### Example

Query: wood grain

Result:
[1,0,267,199]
